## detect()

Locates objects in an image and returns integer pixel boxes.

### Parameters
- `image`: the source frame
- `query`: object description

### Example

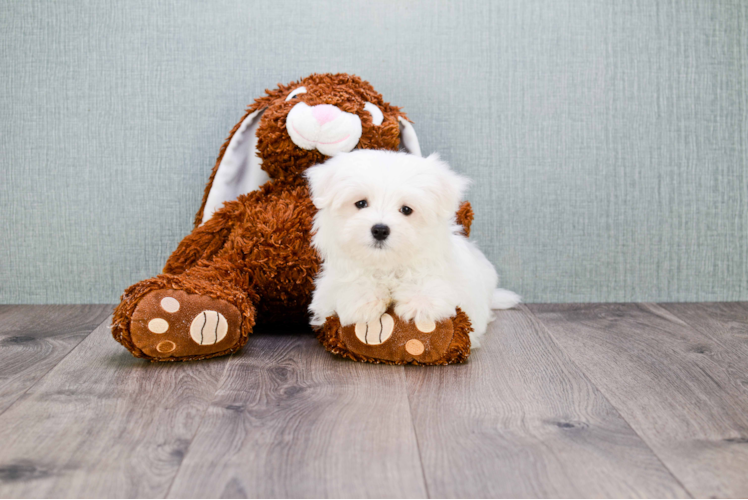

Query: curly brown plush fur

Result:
[111,73,474,362]
[193,74,406,226]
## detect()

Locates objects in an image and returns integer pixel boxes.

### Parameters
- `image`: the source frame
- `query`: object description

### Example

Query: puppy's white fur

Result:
[306,150,519,345]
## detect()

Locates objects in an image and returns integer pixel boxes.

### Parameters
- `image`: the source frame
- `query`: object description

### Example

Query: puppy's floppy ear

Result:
[305,156,344,210]
[424,153,471,218]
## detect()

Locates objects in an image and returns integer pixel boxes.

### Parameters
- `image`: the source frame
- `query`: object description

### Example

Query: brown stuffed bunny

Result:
[112,73,473,363]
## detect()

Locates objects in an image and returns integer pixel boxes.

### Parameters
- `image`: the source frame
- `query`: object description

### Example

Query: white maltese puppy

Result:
[305,150,520,345]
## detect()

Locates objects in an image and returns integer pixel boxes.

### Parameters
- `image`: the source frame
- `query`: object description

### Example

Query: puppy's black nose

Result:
[371,224,390,241]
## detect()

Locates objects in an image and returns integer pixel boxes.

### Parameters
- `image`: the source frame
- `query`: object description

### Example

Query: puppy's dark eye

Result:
[400,205,413,216]
[355,200,368,209]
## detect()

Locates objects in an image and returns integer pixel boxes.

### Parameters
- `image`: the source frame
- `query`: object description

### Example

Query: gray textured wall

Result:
[2,0,747,304]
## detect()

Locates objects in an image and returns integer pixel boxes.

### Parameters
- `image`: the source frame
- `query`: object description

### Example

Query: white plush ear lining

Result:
[398,117,422,157]
[202,109,270,223]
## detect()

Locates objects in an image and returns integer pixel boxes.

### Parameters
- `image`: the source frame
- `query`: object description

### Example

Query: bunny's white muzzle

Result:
[286,102,362,156]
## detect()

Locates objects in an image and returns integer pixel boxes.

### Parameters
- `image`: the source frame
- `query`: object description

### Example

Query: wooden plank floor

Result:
[0,303,746,498]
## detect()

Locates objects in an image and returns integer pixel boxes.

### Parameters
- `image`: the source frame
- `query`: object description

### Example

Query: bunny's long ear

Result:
[398,117,422,157]
[195,108,270,225]
[424,153,471,218]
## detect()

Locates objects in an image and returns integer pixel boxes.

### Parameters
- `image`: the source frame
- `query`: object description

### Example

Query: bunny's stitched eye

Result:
[364,102,384,126]
[400,205,413,216]
[355,200,368,209]
[285,87,307,101]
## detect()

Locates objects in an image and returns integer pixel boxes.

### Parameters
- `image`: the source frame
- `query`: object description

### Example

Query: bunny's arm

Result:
[163,202,243,275]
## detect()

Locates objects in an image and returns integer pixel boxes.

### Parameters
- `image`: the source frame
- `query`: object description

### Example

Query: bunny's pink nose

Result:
[311,104,341,125]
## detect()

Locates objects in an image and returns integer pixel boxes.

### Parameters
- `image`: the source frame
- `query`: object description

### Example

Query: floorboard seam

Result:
[402,366,431,499]
[522,304,696,499]
[162,351,237,499]
[0,311,113,420]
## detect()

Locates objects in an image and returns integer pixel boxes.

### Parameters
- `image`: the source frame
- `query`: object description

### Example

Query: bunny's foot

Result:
[112,276,255,361]
[317,307,471,365]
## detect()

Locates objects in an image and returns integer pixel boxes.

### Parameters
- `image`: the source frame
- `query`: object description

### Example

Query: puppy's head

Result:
[306,150,470,266]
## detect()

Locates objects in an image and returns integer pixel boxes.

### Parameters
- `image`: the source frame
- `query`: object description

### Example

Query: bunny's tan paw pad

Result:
[130,289,243,361]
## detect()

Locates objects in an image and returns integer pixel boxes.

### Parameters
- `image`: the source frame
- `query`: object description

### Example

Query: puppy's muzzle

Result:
[371,224,390,242]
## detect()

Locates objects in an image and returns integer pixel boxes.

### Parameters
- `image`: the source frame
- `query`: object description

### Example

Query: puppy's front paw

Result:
[394,296,455,326]
[338,295,390,326]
